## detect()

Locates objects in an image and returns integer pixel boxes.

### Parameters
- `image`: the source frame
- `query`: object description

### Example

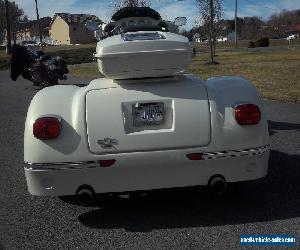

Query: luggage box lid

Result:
[95,31,190,58]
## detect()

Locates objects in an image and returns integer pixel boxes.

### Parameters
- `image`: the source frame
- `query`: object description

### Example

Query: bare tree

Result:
[267,9,300,38]
[196,0,223,63]
[0,0,27,44]
[212,0,223,55]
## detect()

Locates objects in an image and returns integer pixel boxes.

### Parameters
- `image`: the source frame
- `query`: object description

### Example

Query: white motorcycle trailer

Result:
[24,30,270,204]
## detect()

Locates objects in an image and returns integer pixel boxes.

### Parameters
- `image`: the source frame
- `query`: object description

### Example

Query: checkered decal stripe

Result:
[25,145,271,170]
[202,145,270,160]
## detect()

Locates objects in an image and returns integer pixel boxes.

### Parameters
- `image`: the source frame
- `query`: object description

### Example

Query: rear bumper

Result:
[24,145,270,196]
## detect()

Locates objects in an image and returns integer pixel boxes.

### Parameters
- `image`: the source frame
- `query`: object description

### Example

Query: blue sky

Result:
[14,0,300,29]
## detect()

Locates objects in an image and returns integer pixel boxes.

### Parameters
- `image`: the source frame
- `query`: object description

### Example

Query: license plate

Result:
[133,102,164,126]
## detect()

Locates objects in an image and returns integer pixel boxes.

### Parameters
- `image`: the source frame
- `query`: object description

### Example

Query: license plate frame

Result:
[132,102,164,126]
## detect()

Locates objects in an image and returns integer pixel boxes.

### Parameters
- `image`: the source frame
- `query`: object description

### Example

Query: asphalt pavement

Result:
[0,70,299,250]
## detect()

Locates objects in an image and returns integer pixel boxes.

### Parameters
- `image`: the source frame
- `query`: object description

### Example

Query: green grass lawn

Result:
[69,46,300,103]
[68,63,101,78]
[189,47,300,102]
[44,43,96,52]
[192,38,300,50]
[1,41,300,102]
[0,43,96,70]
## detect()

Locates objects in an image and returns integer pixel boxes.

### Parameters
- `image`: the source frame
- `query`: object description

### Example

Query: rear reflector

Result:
[99,159,116,167]
[33,117,60,140]
[186,153,203,160]
[234,104,261,125]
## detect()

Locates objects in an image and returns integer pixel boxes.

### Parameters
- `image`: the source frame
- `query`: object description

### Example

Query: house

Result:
[193,33,201,43]
[217,37,228,42]
[227,31,236,41]
[17,17,52,41]
[193,33,208,43]
[3,17,51,44]
[193,33,203,43]
[286,24,300,38]
[49,13,103,45]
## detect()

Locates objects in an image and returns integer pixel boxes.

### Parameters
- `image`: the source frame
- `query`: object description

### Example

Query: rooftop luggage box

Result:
[94,31,191,80]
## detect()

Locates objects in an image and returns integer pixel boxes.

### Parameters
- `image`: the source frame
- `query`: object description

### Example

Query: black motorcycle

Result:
[10,44,69,88]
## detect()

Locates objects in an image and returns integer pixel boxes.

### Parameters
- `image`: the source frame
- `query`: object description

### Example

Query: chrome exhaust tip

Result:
[208,175,227,195]
[76,185,95,206]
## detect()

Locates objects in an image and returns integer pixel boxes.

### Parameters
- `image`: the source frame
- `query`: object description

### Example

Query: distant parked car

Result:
[287,34,297,40]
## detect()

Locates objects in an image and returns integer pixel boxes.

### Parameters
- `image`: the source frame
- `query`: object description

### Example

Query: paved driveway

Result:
[0,70,299,249]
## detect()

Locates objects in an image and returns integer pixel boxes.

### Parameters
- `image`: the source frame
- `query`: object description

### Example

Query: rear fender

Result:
[205,76,269,151]
[24,85,89,163]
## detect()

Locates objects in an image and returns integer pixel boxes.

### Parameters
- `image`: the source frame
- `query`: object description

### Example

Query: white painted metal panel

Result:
[86,78,211,154]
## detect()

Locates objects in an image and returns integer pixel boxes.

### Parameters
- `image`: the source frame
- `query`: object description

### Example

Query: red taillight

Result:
[99,159,116,167]
[234,104,261,125]
[186,153,203,160]
[33,117,60,140]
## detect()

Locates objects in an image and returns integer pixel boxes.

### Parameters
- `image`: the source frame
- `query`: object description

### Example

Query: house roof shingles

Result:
[51,13,103,27]
[18,17,52,32]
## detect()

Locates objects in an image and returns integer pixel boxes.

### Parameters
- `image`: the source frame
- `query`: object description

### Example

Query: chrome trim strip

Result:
[24,161,99,170]
[24,145,270,170]
[202,145,270,160]
[25,161,98,166]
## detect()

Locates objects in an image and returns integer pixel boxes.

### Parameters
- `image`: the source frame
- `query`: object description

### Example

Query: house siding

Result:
[49,16,70,45]
[69,24,95,44]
